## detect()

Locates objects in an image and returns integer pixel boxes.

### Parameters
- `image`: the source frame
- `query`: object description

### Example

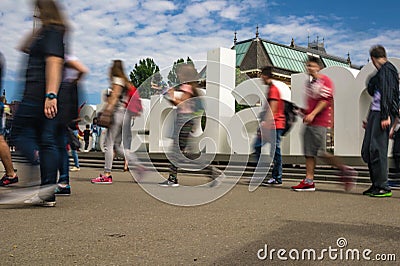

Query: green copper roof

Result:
[322,58,349,68]
[234,42,251,66]
[262,41,308,72]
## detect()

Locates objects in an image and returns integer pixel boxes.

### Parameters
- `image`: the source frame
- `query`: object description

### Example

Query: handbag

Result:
[67,127,81,150]
[97,109,113,128]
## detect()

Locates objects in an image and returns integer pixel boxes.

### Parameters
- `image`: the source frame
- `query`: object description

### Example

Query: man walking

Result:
[291,56,357,192]
[254,66,285,185]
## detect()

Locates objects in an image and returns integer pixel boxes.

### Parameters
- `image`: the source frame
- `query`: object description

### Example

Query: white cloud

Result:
[142,1,176,12]
[1,0,400,103]
[220,5,241,19]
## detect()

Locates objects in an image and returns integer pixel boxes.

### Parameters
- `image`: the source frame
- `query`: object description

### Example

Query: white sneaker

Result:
[70,167,80,172]
[24,195,56,207]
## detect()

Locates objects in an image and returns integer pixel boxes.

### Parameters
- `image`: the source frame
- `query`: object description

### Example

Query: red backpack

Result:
[126,84,143,116]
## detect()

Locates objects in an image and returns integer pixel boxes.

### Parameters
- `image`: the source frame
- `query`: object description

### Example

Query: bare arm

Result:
[66,59,89,82]
[44,56,63,119]
[167,86,192,106]
[262,99,278,127]
[303,100,329,124]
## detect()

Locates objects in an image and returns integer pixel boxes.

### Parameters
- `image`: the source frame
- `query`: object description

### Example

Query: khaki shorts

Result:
[303,125,327,157]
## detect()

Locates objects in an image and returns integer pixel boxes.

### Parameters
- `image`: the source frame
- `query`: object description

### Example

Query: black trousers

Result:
[361,111,390,189]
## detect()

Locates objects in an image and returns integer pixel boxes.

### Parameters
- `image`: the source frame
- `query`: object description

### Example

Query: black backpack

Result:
[282,101,298,136]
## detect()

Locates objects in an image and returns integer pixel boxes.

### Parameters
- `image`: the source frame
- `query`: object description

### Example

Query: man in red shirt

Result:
[254,66,285,185]
[291,57,357,191]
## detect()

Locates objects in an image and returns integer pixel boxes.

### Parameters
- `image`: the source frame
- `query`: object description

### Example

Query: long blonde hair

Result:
[35,0,67,28]
[109,60,129,84]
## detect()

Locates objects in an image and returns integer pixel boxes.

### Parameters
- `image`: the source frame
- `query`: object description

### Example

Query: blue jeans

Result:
[13,100,65,199]
[58,130,69,184]
[253,128,283,182]
[71,149,79,168]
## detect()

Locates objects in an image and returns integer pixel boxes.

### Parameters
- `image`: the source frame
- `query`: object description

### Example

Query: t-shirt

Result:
[267,84,285,129]
[304,74,334,127]
[24,25,65,102]
[63,54,79,82]
[371,90,381,111]
[176,84,194,114]
[83,129,91,141]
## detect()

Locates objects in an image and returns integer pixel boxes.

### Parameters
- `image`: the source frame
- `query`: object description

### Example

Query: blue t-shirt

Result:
[24,25,65,102]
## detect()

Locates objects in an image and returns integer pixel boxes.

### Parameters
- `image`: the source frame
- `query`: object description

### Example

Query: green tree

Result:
[168,57,194,85]
[235,67,250,113]
[129,58,160,99]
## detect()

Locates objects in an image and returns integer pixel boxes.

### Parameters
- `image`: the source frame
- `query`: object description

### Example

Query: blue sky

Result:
[1,0,399,105]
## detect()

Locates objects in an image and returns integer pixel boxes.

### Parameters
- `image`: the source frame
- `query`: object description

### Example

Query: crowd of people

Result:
[0,0,399,207]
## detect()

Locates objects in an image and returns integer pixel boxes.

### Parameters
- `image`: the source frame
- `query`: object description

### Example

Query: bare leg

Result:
[0,136,16,177]
[305,156,316,181]
[321,152,344,171]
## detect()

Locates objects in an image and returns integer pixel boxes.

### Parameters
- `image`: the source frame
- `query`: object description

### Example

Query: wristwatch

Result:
[45,93,57,99]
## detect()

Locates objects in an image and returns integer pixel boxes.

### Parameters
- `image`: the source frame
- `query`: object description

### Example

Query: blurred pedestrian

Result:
[253,66,285,186]
[55,54,88,196]
[291,56,357,192]
[90,117,100,151]
[83,124,91,152]
[159,63,221,187]
[0,51,19,186]
[91,60,145,184]
[13,0,68,206]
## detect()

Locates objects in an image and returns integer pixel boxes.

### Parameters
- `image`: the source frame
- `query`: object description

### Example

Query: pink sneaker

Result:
[340,166,357,192]
[91,174,112,184]
[291,179,315,191]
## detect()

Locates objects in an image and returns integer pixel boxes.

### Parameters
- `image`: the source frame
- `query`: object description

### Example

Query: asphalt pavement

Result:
[0,164,399,265]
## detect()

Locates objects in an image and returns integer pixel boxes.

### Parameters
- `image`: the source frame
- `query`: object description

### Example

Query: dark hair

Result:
[86,124,90,128]
[261,66,273,77]
[307,56,323,68]
[370,45,386,59]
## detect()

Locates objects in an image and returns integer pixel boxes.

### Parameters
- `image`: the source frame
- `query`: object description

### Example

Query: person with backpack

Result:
[291,56,357,192]
[91,60,145,184]
[253,66,286,185]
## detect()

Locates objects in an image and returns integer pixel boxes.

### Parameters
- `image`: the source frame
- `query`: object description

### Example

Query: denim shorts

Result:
[303,125,327,157]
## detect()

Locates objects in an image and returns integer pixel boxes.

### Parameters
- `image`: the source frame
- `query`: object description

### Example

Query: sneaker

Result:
[70,167,80,172]
[262,178,282,186]
[291,179,315,191]
[54,185,71,196]
[340,166,357,191]
[362,186,375,196]
[159,175,179,187]
[24,195,56,207]
[91,174,112,184]
[0,174,19,186]
[369,188,392,197]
